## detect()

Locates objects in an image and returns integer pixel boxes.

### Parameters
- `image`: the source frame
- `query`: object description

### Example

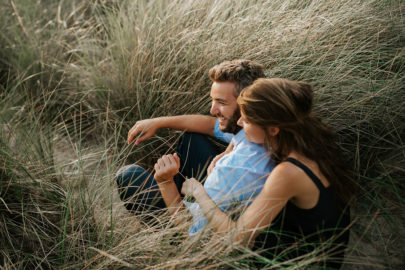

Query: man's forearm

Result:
[155,115,216,136]
[128,114,217,145]
[157,180,183,217]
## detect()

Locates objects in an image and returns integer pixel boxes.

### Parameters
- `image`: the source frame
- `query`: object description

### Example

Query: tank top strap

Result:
[284,157,326,190]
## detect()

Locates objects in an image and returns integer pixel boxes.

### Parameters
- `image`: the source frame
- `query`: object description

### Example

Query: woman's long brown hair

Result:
[238,78,355,205]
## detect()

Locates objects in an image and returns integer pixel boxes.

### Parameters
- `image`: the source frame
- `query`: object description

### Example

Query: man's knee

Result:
[115,164,147,189]
[115,164,166,214]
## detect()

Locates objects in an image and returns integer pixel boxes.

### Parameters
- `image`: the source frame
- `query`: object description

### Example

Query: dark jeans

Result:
[116,132,225,214]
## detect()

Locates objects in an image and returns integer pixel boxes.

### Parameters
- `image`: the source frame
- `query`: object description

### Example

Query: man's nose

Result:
[210,103,219,115]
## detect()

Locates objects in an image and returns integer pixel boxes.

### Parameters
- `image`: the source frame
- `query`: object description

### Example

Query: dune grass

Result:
[0,0,404,268]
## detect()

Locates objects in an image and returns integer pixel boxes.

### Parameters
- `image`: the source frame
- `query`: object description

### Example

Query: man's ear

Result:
[267,127,279,136]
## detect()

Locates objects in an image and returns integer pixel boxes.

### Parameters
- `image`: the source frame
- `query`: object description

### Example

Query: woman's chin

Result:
[245,136,265,144]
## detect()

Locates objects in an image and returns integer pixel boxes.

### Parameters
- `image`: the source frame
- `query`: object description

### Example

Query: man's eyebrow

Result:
[211,97,227,103]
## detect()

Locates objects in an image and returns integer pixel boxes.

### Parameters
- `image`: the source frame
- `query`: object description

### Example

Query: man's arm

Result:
[128,115,217,145]
[154,154,190,225]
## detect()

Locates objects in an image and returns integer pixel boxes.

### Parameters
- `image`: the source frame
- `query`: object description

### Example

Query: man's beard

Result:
[220,108,241,134]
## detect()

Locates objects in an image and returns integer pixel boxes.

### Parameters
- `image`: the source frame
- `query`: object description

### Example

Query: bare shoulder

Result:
[267,161,303,182]
[262,161,307,196]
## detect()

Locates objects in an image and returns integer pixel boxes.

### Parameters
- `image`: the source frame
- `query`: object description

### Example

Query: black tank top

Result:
[253,157,350,269]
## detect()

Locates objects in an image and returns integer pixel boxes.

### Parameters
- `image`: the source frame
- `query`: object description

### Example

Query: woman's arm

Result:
[181,179,236,232]
[182,164,299,246]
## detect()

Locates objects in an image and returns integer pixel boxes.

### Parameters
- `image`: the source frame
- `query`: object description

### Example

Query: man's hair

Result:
[208,59,265,96]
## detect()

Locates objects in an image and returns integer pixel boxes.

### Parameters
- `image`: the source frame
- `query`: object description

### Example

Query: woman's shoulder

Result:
[264,157,323,196]
[262,161,305,197]
[267,160,305,182]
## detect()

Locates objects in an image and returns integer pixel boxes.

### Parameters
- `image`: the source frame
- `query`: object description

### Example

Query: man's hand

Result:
[154,153,180,183]
[207,152,226,175]
[128,118,161,145]
[127,115,217,145]
[181,178,204,198]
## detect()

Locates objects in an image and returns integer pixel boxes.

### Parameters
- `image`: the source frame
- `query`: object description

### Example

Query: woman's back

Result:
[253,157,350,269]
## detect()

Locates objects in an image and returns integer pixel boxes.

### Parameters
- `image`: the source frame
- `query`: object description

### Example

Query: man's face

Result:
[210,81,240,134]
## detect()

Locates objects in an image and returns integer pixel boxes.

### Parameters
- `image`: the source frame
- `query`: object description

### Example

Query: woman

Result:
[154,78,353,268]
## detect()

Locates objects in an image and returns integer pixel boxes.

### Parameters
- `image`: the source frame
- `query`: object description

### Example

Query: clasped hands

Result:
[154,153,204,198]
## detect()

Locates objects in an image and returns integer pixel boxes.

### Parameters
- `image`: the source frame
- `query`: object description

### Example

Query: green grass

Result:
[0,0,404,268]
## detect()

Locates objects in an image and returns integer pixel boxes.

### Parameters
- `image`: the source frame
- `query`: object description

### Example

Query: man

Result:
[116,60,274,229]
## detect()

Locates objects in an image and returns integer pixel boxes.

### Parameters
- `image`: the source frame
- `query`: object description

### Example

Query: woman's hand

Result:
[208,143,234,175]
[207,152,225,175]
[181,177,204,198]
[154,153,180,183]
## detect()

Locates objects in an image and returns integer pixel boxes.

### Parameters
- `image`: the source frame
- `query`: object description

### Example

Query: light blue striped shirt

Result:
[184,119,274,235]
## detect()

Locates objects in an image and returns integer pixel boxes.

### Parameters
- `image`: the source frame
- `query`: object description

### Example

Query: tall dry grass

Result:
[0,0,404,268]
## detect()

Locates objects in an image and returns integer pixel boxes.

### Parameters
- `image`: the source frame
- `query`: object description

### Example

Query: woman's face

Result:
[237,113,266,144]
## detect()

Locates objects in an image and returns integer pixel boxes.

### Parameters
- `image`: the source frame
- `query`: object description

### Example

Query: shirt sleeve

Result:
[213,119,234,143]
[183,201,208,235]
[231,129,245,147]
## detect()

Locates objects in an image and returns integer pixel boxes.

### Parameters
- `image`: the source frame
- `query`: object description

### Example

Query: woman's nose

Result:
[237,117,243,127]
